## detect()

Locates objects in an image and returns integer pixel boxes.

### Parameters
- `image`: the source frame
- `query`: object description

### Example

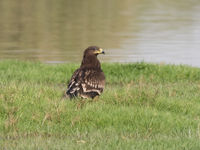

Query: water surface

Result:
[0,0,200,66]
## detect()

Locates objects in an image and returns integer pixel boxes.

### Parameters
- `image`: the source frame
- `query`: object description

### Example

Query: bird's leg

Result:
[61,91,70,100]
[92,96,99,102]
[76,99,86,110]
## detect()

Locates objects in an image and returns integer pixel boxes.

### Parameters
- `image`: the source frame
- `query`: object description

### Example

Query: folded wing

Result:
[66,69,105,99]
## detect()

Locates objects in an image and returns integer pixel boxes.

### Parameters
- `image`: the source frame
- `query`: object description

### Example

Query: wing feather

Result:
[66,69,83,95]
[66,68,105,98]
[81,69,105,95]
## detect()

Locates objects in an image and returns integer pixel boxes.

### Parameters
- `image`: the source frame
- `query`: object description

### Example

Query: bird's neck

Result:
[81,55,101,69]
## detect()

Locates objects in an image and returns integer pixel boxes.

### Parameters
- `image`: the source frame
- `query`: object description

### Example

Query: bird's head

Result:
[84,46,105,56]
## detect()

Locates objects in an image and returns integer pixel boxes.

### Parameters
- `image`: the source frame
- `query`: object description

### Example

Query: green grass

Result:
[1,60,200,150]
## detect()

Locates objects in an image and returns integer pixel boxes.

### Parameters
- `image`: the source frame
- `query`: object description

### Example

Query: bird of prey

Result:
[66,46,105,99]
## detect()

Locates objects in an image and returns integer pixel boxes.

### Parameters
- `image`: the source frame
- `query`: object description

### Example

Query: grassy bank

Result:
[1,60,200,149]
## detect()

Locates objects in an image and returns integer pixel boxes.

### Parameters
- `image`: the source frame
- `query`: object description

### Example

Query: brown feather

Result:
[66,46,105,99]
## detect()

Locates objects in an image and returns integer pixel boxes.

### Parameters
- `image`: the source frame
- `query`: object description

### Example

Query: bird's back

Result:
[66,67,105,99]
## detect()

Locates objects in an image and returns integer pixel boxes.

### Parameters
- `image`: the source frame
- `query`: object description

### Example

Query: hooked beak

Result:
[94,48,105,55]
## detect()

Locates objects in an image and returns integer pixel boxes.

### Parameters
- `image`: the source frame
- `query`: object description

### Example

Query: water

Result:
[0,0,200,67]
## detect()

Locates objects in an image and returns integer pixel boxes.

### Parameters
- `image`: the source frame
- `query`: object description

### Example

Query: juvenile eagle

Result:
[66,46,105,99]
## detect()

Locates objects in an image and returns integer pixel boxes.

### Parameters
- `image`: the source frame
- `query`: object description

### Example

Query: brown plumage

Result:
[66,46,105,99]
